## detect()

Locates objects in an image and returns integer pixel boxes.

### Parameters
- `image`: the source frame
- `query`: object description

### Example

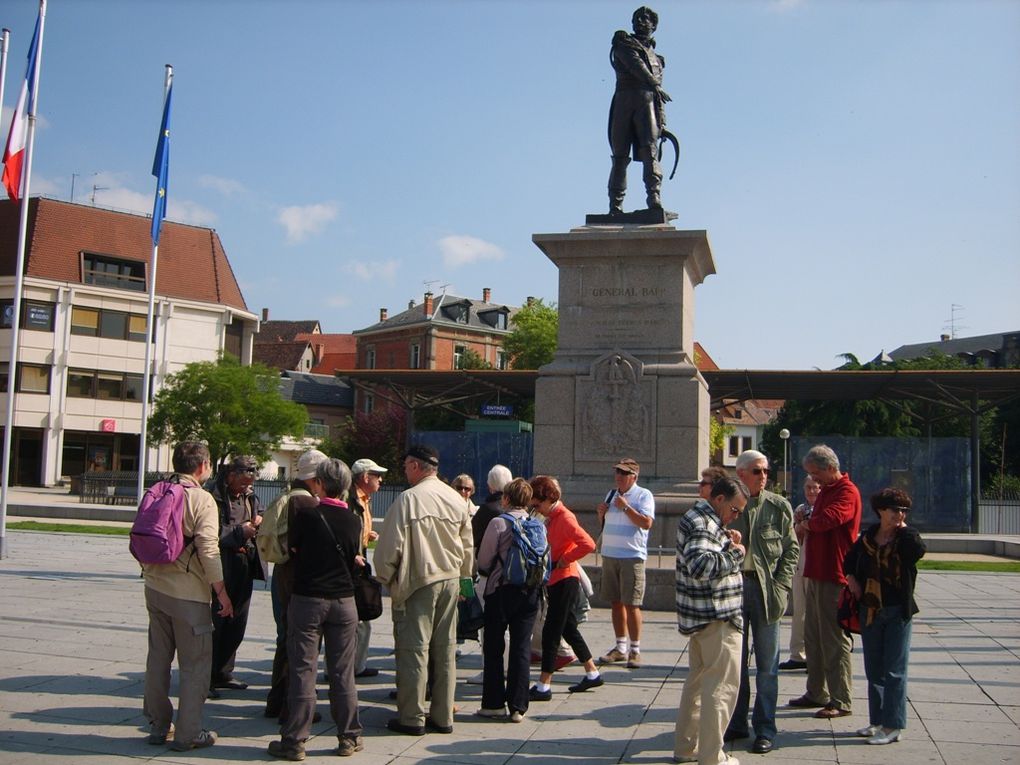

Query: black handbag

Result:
[315,508,383,621]
[353,561,384,621]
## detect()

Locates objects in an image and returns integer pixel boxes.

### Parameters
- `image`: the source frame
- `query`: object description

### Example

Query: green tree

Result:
[709,417,733,462]
[147,356,307,467]
[504,299,558,370]
[458,348,492,370]
[320,407,409,481]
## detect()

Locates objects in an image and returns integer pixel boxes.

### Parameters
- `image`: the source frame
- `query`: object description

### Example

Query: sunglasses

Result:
[750,467,770,476]
[698,480,712,487]
[456,486,474,494]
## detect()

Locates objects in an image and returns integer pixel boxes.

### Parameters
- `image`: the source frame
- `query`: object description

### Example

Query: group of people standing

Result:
[675,444,926,765]
[139,440,925,763]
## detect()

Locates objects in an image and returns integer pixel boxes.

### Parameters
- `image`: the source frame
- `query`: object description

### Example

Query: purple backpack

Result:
[130,479,192,565]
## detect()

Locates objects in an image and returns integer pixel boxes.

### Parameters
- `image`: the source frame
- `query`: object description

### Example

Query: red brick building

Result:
[351,288,519,412]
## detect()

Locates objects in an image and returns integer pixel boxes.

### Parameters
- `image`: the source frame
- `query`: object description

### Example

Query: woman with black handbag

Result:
[844,488,926,746]
[268,459,365,760]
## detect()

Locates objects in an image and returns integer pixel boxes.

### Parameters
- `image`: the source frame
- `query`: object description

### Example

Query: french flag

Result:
[2,10,42,202]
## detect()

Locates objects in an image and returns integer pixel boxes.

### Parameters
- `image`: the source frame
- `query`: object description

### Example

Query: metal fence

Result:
[787,436,972,532]
[978,500,1020,534]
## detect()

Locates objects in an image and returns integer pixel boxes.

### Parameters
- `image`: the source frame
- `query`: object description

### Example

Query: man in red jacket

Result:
[789,445,861,719]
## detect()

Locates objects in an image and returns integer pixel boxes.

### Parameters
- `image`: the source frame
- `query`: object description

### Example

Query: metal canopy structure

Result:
[338,367,1020,531]
[701,369,1020,409]
[340,369,539,418]
[339,368,1020,413]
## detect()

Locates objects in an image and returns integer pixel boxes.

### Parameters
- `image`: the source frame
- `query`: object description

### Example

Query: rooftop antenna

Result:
[423,279,441,293]
[90,183,108,206]
[942,304,967,339]
[70,172,79,202]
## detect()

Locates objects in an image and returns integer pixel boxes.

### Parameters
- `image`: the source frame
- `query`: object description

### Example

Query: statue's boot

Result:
[608,156,629,214]
[642,154,663,210]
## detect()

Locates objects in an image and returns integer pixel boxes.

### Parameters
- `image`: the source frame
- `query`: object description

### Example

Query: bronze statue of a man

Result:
[607,6,671,214]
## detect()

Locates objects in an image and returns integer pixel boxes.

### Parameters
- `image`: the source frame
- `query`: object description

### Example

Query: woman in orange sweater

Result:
[527,475,603,700]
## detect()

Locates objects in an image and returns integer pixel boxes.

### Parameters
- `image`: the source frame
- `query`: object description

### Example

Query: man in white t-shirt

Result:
[596,458,655,668]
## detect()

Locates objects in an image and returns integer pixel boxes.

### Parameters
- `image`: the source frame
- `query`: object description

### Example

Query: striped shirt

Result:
[600,484,655,559]
[675,499,745,635]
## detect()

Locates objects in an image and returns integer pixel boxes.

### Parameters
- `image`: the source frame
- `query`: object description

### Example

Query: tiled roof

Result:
[311,351,357,374]
[890,331,1019,363]
[259,320,321,342]
[253,340,311,371]
[0,197,248,311]
[353,293,518,335]
[279,371,353,408]
[693,341,718,371]
[296,332,356,354]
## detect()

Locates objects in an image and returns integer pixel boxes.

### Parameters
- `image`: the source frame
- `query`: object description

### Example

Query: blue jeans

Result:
[861,605,912,730]
[728,574,780,740]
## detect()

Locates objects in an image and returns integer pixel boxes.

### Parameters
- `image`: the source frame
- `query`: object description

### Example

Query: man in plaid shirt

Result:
[674,476,750,765]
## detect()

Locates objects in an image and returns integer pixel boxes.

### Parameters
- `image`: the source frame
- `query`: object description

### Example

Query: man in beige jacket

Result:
[374,444,473,736]
[142,441,233,752]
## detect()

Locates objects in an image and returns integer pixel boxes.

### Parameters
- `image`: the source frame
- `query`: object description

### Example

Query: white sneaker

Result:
[509,710,524,723]
[867,728,901,745]
[857,724,880,737]
[465,670,484,685]
[475,707,507,719]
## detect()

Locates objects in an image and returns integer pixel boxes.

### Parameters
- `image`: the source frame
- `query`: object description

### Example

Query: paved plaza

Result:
[0,529,1018,764]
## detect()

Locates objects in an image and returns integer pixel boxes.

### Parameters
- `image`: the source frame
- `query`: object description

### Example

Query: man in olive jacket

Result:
[724,450,798,754]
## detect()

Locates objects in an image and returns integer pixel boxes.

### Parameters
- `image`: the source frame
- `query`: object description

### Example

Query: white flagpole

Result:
[1,0,47,559]
[0,30,10,131]
[136,64,172,505]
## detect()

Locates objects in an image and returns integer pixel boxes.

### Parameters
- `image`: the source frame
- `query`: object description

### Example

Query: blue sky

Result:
[3,0,1018,370]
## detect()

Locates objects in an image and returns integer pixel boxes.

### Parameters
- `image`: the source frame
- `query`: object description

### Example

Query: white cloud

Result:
[278,202,338,243]
[437,235,505,267]
[326,295,351,308]
[769,0,807,12]
[345,259,400,282]
[67,172,216,226]
[198,174,246,196]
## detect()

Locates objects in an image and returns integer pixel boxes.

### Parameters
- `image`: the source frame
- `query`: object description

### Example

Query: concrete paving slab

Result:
[1,530,1019,764]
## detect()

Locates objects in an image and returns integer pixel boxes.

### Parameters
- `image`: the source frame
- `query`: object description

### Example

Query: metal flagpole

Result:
[0,29,10,132]
[136,64,172,505]
[1,0,47,559]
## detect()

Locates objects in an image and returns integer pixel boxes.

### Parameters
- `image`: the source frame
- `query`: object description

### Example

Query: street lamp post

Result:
[779,428,791,496]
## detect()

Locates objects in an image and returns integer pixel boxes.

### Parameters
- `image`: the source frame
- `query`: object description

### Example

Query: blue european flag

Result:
[151,83,172,244]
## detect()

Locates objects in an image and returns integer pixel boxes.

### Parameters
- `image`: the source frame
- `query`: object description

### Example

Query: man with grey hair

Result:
[349,458,387,679]
[724,451,798,755]
[674,475,749,765]
[789,445,861,720]
[374,445,474,736]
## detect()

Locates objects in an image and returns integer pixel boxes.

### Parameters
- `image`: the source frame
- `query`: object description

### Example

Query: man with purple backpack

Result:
[141,441,233,752]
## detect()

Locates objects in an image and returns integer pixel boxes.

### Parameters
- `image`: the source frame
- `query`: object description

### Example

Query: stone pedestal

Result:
[531,224,715,549]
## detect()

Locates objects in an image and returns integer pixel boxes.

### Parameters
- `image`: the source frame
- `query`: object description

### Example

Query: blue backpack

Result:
[499,512,550,589]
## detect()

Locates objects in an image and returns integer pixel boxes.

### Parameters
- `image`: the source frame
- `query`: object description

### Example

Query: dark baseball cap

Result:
[404,444,439,467]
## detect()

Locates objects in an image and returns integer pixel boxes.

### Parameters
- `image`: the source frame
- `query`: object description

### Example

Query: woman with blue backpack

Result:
[527,475,603,701]
[475,477,547,723]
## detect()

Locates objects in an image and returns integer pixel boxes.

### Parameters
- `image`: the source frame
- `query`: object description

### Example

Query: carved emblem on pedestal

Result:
[577,349,654,461]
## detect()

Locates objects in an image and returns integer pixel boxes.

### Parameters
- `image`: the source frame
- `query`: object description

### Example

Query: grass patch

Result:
[8,520,130,536]
[918,559,1020,573]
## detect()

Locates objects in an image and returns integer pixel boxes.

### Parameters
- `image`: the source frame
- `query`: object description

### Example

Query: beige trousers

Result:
[674,620,742,765]
[143,587,214,744]
[392,578,459,728]
[804,578,853,710]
